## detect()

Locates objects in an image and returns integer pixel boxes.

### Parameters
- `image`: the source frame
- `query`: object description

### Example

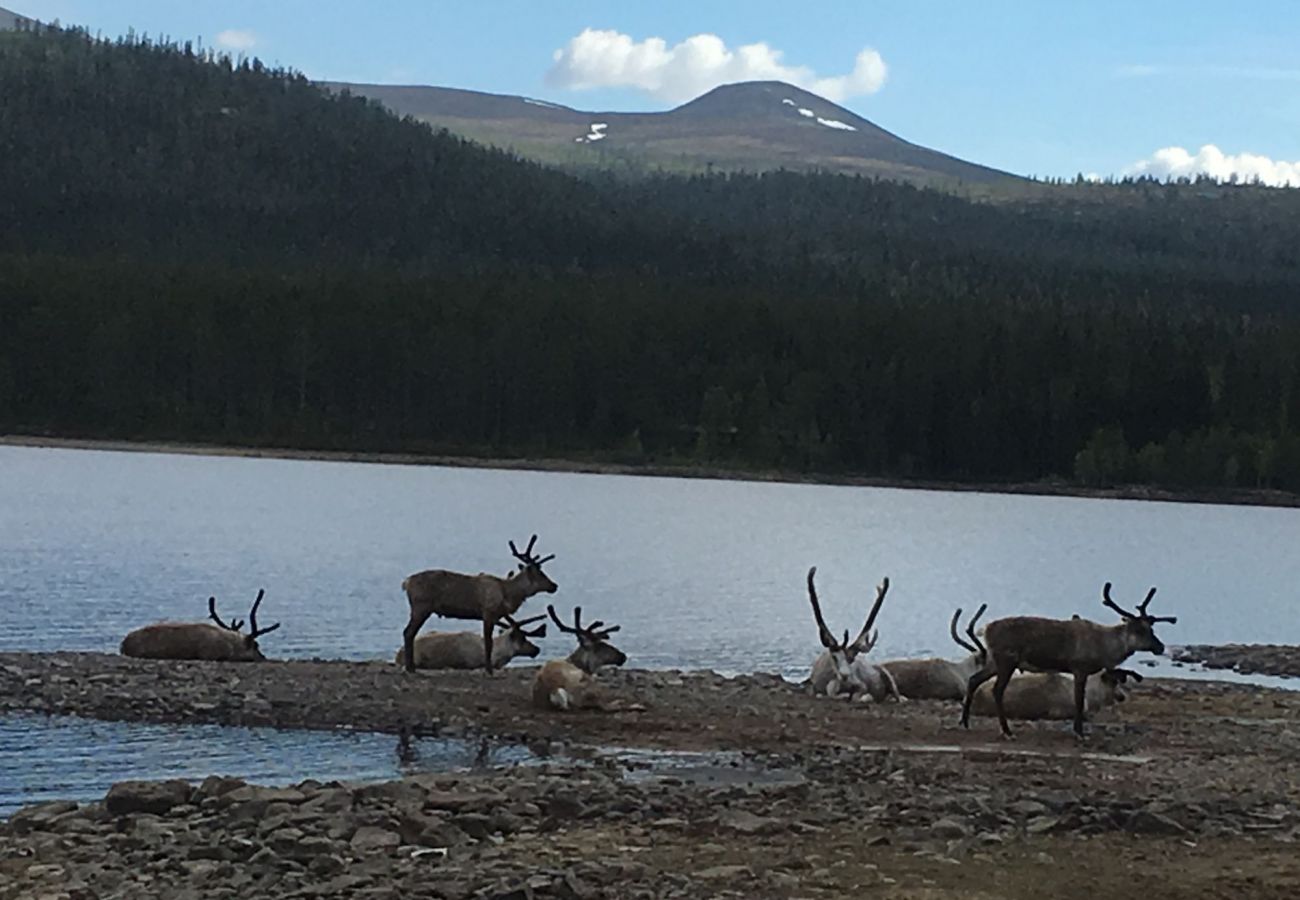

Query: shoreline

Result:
[4,653,1300,898]
[6,432,1300,509]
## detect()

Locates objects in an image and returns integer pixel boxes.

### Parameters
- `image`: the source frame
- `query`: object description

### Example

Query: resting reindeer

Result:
[960,582,1176,738]
[401,535,557,674]
[881,604,988,701]
[532,605,627,711]
[120,591,281,662]
[394,613,547,670]
[969,667,1143,720]
[805,567,900,701]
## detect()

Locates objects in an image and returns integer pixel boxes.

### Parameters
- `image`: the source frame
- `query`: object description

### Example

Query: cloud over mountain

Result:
[1127,144,1300,186]
[546,28,886,103]
[214,29,258,52]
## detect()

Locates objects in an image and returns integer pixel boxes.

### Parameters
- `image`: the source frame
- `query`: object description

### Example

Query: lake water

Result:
[3,444,1299,678]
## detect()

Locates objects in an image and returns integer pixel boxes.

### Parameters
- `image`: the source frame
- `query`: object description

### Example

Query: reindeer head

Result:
[497,613,547,659]
[208,589,280,661]
[949,603,988,662]
[1100,667,1144,704]
[547,604,627,674]
[806,566,890,675]
[1102,582,1177,655]
[509,534,558,595]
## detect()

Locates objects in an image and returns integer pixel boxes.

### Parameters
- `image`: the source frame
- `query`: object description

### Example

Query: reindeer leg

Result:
[1072,671,1088,739]
[481,616,496,674]
[960,669,995,729]
[991,664,1015,739]
[402,606,433,673]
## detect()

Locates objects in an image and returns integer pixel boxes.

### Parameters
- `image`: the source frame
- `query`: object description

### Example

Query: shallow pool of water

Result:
[0,714,537,815]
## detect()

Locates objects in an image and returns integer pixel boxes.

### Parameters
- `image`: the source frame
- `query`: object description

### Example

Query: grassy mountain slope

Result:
[322,79,1020,185]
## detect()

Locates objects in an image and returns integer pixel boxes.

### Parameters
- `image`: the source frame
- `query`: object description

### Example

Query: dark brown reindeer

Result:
[401,535,557,674]
[960,582,1176,738]
[120,590,281,662]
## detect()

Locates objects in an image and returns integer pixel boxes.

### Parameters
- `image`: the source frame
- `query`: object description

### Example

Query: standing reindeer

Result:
[805,567,900,701]
[960,582,1176,738]
[880,604,988,701]
[394,613,547,670]
[532,605,627,711]
[120,591,281,662]
[401,535,557,674]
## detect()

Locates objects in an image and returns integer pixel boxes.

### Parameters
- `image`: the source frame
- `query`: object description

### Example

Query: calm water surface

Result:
[3,444,1299,676]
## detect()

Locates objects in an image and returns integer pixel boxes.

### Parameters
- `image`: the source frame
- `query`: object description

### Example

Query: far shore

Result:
[5,432,1300,510]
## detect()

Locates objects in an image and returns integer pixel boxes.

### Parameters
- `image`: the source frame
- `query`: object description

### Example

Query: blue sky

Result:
[15,0,1300,183]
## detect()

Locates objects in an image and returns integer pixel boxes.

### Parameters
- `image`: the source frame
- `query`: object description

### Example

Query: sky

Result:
[14,0,1300,184]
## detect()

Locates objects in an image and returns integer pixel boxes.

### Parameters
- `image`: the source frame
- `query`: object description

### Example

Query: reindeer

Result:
[532,605,627,711]
[880,604,988,701]
[394,613,547,670]
[120,591,281,662]
[401,535,557,674]
[960,582,1176,738]
[969,667,1143,721]
[805,567,900,701]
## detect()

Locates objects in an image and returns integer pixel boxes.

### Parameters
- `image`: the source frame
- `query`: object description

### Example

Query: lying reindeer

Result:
[805,567,900,701]
[394,613,547,670]
[120,591,281,662]
[401,535,557,674]
[881,604,988,701]
[968,667,1143,720]
[532,605,626,711]
[960,582,1176,738]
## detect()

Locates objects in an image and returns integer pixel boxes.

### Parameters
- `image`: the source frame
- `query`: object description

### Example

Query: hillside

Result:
[321,79,1019,185]
[3,26,1300,496]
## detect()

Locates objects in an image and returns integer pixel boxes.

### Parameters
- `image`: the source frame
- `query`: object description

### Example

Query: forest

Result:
[2,25,1300,493]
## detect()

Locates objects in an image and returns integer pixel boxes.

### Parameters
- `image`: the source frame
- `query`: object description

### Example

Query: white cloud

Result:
[214,29,258,52]
[545,28,887,103]
[1125,144,1300,187]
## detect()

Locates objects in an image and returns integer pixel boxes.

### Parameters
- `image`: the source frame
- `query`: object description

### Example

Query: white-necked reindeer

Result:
[880,604,988,701]
[532,605,627,711]
[120,591,281,662]
[968,667,1143,720]
[394,613,547,670]
[960,582,1176,738]
[805,567,900,702]
[401,535,558,674]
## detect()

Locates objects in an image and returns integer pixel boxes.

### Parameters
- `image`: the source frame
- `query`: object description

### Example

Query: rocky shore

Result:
[4,652,1300,898]
[1172,643,1300,678]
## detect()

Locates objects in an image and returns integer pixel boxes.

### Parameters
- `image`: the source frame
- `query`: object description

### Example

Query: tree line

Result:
[2,26,1300,493]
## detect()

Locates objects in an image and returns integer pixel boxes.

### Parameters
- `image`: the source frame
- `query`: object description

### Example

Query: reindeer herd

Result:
[118,533,1178,738]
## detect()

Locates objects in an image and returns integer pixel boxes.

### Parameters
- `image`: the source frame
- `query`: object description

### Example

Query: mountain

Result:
[320,80,1020,186]
[0,5,36,30]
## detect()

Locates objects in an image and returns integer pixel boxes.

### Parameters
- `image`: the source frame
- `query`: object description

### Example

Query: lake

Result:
[2,444,1299,678]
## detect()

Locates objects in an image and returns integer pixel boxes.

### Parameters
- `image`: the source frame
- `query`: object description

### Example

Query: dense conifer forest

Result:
[3,26,1300,492]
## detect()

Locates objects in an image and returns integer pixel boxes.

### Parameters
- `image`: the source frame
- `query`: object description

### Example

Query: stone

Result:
[7,801,79,833]
[931,817,970,839]
[695,864,753,879]
[350,826,401,853]
[105,780,192,816]
[453,812,494,839]
[714,808,784,836]
[1125,809,1188,836]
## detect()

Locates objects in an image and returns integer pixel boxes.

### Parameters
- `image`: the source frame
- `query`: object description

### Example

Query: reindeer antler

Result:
[509,534,556,567]
[208,596,243,632]
[1101,582,1137,619]
[950,608,977,654]
[850,577,890,652]
[1103,582,1177,624]
[966,603,988,658]
[247,588,280,639]
[805,567,842,651]
[546,605,617,642]
[501,612,548,637]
